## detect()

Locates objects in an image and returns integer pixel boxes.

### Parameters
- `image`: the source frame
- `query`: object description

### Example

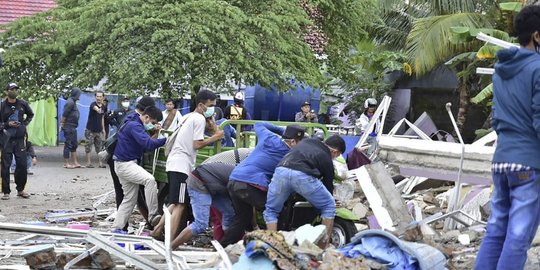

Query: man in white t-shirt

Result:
[152,90,224,241]
[161,99,182,131]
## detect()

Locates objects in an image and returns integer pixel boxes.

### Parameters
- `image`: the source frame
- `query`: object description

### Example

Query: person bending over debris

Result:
[171,162,237,249]
[219,122,305,247]
[111,106,165,231]
[475,5,540,270]
[264,135,345,248]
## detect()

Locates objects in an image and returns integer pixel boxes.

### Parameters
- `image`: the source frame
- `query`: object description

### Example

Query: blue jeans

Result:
[263,167,335,224]
[11,154,32,172]
[475,170,540,269]
[187,186,235,235]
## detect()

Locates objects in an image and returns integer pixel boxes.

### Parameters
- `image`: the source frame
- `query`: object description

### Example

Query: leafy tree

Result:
[0,0,378,100]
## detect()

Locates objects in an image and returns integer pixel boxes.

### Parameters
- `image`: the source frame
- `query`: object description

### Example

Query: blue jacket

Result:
[492,47,540,168]
[229,122,288,188]
[113,116,166,162]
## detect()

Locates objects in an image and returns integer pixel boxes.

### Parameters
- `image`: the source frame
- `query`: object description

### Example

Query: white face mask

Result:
[121,101,130,108]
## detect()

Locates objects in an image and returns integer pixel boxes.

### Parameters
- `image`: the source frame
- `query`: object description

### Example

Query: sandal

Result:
[86,164,94,168]
[98,165,106,168]
[17,192,30,199]
[1,194,9,200]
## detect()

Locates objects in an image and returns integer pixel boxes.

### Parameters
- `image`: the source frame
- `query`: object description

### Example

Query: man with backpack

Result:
[0,83,34,200]
[111,106,166,231]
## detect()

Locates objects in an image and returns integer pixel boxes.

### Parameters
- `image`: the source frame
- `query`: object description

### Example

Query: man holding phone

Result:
[295,101,318,123]
[0,83,34,200]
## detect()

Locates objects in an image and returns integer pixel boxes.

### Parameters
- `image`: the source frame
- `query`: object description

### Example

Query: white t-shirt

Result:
[166,112,206,174]
[161,109,183,131]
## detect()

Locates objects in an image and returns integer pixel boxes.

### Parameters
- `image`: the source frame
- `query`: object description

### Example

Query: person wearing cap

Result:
[84,90,107,168]
[61,87,82,169]
[264,135,346,248]
[219,122,305,247]
[295,101,318,123]
[0,82,34,200]
[108,96,156,230]
[224,92,249,120]
[355,98,380,156]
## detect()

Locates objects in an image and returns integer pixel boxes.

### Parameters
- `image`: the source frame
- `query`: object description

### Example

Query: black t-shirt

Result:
[86,101,105,132]
[278,138,335,194]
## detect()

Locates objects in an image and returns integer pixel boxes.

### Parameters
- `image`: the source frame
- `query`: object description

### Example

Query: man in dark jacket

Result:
[264,135,345,247]
[0,83,34,200]
[61,87,82,169]
[475,6,540,269]
[219,122,305,246]
[108,97,132,129]
[171,162,238,249]
[112,105,166,231]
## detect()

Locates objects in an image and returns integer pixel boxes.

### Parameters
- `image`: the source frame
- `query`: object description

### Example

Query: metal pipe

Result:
[444,103,466,230]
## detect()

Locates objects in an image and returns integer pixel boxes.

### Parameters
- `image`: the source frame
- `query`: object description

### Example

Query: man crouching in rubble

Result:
[263,135,345,248]
[111,106,166,232]
[475,5,540,270]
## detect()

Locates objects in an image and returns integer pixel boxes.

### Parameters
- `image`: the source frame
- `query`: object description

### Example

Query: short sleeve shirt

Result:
[165,112,206,174]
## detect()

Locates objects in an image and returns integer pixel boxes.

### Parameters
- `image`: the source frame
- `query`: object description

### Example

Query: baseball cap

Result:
[302,101,311,107]
[282,125,306,140]
[5,82,18,91]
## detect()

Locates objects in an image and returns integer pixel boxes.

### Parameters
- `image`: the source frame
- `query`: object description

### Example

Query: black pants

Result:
[62,126,78,159]
[108,156,149,229]
[219,181,267,247]
[2,138,27,194]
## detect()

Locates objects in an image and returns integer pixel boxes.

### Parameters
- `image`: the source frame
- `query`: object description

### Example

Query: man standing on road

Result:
[295,101,318,123]
[475,6,540,269]
[85,91,106,168]
[112,106,166,231]
[152,90,224,241]
[264,135,345,248]
[0,82,34,200]
[219,123,305,247]
[61,87,82,169]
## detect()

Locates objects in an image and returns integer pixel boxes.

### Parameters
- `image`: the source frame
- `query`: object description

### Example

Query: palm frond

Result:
[406,12,492,76]
[471,83,493,104]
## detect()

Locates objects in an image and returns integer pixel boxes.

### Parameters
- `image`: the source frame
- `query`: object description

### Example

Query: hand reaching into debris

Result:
[335,199,342,208]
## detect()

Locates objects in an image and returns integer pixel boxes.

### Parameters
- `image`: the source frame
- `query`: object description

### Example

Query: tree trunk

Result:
[456,79,470,137]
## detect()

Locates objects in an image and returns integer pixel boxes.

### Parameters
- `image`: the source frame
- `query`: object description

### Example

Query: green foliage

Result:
[471,83,493,104]
[0,0,377,100]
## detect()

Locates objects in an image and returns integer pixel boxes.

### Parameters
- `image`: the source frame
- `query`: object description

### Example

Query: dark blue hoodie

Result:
[492,47,540,168]
[113,115,166,162]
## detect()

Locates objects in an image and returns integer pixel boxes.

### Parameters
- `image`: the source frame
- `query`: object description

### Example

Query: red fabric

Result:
[0,0,57,26]
[210,206,224,241]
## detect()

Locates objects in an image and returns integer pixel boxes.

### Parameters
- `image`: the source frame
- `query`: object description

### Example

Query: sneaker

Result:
[27,169,34,175]
[1,194,8,200]
[17,191,30,198]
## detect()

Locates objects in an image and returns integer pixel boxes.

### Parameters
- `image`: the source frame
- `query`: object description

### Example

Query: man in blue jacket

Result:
[219,122,305,246]
[112,106,166,231]
[475,6,540,269]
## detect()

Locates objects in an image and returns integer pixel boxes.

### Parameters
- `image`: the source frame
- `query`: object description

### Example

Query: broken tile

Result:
[295,224,326,245]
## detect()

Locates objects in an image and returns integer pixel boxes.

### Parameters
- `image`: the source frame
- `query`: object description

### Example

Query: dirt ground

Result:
[0,146,115,224]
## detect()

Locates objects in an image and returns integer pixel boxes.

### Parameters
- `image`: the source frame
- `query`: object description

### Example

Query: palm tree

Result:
[375,0,522,135]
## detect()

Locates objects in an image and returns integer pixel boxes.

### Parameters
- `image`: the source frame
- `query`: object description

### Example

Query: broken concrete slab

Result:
[378,135,493,185]
[354,162,413,233]
[352,203,368,219]
[20,245,56,270]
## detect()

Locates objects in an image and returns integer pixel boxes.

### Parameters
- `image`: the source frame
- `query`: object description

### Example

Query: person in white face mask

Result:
[152,90,224,242]
[109,97,133,130]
